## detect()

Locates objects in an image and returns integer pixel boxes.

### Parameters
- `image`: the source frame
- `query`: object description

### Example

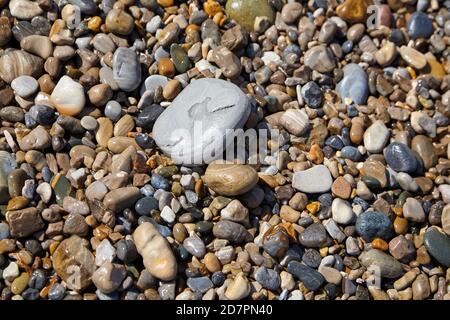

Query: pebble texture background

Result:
[0,0,449,301]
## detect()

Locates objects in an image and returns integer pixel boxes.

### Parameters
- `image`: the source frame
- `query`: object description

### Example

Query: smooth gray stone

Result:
[336,63,368,105]
[153,78,250,165]
[113,47,141,92]
[292,165,333,193]
[424,228,450,267]
[359,249,404,278]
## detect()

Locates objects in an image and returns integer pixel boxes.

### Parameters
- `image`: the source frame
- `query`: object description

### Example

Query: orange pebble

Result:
[371,238,389,251]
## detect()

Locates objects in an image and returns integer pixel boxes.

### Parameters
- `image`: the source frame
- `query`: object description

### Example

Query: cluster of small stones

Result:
[0,0,449,301]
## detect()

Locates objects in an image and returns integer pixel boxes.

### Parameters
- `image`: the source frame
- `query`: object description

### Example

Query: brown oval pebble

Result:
[203,162,259,196]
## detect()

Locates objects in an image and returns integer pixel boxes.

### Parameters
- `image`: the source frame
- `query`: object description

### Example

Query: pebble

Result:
[336,63,368,104]
[224,273,251,300]
[304,45,336,73]
[332,198,355,225]
[20,35,53,59]
[52,235,95,290]
[113,47,141,92]
[225,0,275,32]
[187,276,214,294]
[423,228,450,267]
[133,222,177,281]
[153,79,250,164]
[403,198,425,223]
[0,50,43,83]
[355,211,393,242]
[359,249,404,278]
[95,239,116,267]
[385,142,418,174]
[287,261,325,291]
[9,0,43,20]
[0,151,17,204]
[279,109,309,136]
[398,46,427,70]
[11,76,38,98]
[105,9,134,35]
[203,163,258,197]
[292,165,333,193]
[255,267,281,291]
[363,121,389,154]
[407,12,433,39]
[299,223,333,248]
[92,262,127,293]
[51,76,86,116]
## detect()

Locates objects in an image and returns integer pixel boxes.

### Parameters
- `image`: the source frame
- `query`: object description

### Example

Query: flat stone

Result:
[403,197,425,223]
[287,261,325,291]
[103,187,142,213]
[6,207,44,237]
[411,135,437,170]
[0,151,17,204]
[11,75,38,98]
[92,262,127,294]
[292,165,333,193]
[279,109,309,136]
[212,220,253,244]
[225,0,275,32]
[359,249,404,278]
[9,0,43,20]
[255,266,281,291]
[0,50,43,83]
[304,45,336,73]
[331,198,355,225]
[186,276,214,293]
[52,235,95,291]
[153,78,250,165]
[399,46,427,69]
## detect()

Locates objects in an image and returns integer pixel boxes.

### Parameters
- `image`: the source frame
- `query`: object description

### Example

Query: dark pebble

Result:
[134,196,159,216]
[355,210,393,242]
[116,239,138,264]
[287,261,325,291]
[302,249,322,268]
[385,142,418,174]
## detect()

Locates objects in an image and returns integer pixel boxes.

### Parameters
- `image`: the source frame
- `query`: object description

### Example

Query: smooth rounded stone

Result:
[203,163,258,197]
[104,101,122,121]
[211,46,241,79]
[157,23,180,47]
[51,76,85,116]
[255,267,281,291]
[153,79,250,165]
[224,273,251,300]
[67,0,96,14]
[95,239,116,267]
[113,47,141,92]
[80,116,98,131]
[303,45,336,73]
[439,185,450,204]
[301,81,323,108]
[116,239,138,264]
[212,220,252,244]
[398,46,427,70]
[186,276,214,294]
[375,41,397,67]
[287,261,325,291]
[359,249,404,279]
[423,228,450,267]
[7,169,27,199]
[0,16,12,46]
[279,109,309,136]
[407,12,433,39]
[18,126,51,151]
[384,142,418,174]
[103,187,142,213]
[3,261,19,281]
[220,199,249,224]
[99,67,119,91]
[319,20,338,43]
[28,105,55,125]
[47,283,65,300]
[225,0,275,32]
[0,50,43,83]
[0,106,24,122]
[134,196,158,216]
[170,44,191,74]
[332,198,355,225]
[92,34,116,54]
[133,222,177,281]
[363,120,389,154]
[20,35,53,59]
[92,262,127,294]
[183,237,206,259]
[0,151,17,204]
[146,15,162,34]
[336,63,368,104]
[9,0,43,20]
[411,135,437,170]
[299,223,333,248]
[160,206,175,223]
[52,235,95,291]
[412,274,430,300]
[105,9,134,35]
[114,114,135,137]
[403,198,425,223]
[11,75,38,98]
[397,173,419,193]
[292,165,333,194]
[318,266,342,285]
[389,235,416,263]
[135,105,164,131]
[355,211,393,242]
